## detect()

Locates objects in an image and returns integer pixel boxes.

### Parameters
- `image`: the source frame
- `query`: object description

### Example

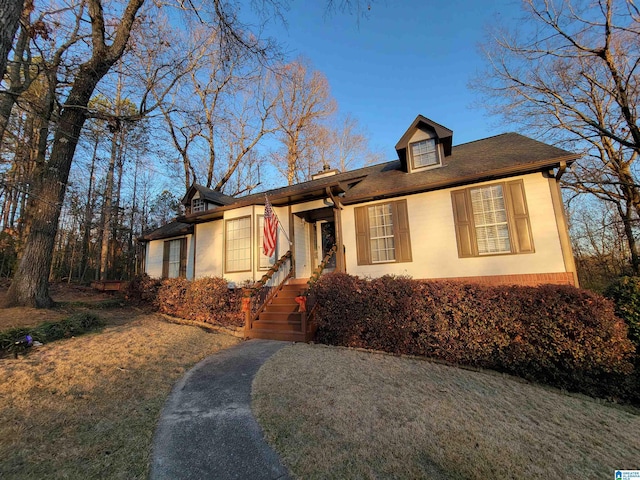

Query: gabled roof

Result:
[179,166,378,223]
[181,184,235,206]
[395,115,454,168]
[139,221,193,242]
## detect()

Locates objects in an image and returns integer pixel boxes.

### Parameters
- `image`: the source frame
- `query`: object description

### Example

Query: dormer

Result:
[395,115,453,173]
[181,183,235,215]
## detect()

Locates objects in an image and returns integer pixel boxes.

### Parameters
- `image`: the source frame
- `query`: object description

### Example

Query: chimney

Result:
[311,163,340,180]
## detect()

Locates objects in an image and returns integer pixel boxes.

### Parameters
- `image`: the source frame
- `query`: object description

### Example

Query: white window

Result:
[163,238,186,278]
[192,198,204,213]
[470,184,511,254]
[168,240,181,277]
[368,203,396,262]
[257,215,276,269]
[410,138,439,168]
[226,216,251,272]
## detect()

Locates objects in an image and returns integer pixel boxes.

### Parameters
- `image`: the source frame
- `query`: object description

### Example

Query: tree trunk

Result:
[99,131,118,280]
[80,136,98,282]
[0,0,23,81]
[5,62,112,307]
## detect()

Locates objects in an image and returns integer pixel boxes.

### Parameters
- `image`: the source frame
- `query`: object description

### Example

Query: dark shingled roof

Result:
[181,184,236,206]
[139,221,193,241]
[140,131,578,238]
[341,133,578,203]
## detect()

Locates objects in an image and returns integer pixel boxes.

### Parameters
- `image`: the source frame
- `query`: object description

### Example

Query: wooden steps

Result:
[247,282,315,342]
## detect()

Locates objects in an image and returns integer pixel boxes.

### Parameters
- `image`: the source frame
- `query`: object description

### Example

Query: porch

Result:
[243,244,338,342]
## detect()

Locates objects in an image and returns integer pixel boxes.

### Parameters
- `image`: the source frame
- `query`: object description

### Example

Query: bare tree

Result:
[3,0,372,306]
[313,113,383,172]
[5,0,145,307]
[475,0,640,276]
[0,0,25,80]
[271,58,336,185]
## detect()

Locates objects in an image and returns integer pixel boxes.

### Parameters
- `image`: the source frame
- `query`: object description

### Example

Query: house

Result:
[139,115,579,340]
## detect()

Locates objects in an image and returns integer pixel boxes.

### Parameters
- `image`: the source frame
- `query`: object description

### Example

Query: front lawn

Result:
[253,343,640,479]
[0,312,239,479]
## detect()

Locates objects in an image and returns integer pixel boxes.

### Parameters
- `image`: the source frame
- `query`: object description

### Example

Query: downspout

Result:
[288,203,295,277]
[326,187,345,272]
[550,162,579,287]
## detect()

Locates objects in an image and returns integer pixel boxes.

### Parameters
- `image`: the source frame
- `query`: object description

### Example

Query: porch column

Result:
[288,204,295,274]
[327,187,345,273]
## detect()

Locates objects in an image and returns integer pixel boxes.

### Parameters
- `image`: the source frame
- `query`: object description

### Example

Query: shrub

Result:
[604,276,640,352]
[125,274,162,307]
[0,312,105,358]
[154,277,244,327]
[312,273,636,403]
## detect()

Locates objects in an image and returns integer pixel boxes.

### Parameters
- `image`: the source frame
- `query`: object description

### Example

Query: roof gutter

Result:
[179,178,357,224]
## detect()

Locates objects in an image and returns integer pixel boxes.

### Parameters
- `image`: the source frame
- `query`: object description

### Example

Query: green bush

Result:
[604,276,640,352]
[312,273,636,403]
[0,312,104,357]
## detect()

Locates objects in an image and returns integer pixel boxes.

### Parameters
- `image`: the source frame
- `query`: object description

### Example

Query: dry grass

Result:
[0,283,120,330]
[0,311,240,479]
[253,343,640,479]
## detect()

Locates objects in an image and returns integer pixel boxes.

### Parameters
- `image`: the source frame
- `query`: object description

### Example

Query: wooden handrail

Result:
[243,250,293,336]
[305,244,337,294]
[244,250,292,296]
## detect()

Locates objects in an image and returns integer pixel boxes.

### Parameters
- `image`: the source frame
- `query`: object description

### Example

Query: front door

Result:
[317,220,336,271]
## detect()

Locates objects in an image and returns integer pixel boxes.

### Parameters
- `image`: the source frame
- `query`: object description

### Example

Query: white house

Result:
[140,115,578,288]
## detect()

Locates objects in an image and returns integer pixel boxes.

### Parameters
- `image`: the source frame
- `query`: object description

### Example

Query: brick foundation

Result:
[421,272,576,287]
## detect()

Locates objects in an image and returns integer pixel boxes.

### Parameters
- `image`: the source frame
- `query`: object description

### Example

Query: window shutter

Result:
[393,200,412,263]
[179,237,188,277]
[451,190,477,257]
[354,206,371,265]
[506,180,534,253]
[162,241,170,278]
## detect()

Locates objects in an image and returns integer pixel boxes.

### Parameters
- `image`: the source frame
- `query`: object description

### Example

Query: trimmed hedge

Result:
[312,273,637,402]
[0,312,105,357]
[126,275,244,327]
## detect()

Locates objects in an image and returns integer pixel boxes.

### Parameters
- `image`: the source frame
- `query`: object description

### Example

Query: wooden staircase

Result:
[246,282,315,342]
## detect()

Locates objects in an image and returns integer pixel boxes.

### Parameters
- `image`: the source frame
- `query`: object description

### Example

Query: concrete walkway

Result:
[150,339,292,480]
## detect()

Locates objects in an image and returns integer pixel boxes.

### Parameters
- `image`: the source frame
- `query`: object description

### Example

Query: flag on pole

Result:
[263,195,278,258]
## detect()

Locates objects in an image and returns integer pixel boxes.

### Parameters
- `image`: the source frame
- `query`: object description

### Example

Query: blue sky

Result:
[262,0,525,160]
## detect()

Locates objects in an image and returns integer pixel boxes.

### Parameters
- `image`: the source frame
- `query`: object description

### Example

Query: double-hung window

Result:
[355,199,412,265]
[225,216,251,272]
[451,180,534,257]
[162,238,187,278]
[368,203,396,262]
[410,138,439,169]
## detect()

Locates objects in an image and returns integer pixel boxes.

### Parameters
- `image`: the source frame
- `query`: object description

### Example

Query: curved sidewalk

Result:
[150,339,292,480]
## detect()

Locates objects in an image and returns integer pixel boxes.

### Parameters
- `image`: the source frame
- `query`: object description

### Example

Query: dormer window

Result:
[395,115,452,174]
[410,138,439,169]
[192,198,204,213]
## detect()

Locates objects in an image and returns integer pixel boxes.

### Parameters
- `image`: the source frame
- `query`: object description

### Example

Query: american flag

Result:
[263,195,278,258]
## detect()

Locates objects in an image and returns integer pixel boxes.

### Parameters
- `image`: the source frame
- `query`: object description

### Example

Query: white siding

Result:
[195,220,224,278]
[294,215,311,278]
[145,234,194,279]
[342,172,566,279]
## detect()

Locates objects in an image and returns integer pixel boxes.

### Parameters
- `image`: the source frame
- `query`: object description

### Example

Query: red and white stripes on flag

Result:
[263,195,278,258]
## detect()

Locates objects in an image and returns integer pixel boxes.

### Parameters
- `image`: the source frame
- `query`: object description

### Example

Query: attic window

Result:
[192,198,204,213]
[410,139,439,169]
